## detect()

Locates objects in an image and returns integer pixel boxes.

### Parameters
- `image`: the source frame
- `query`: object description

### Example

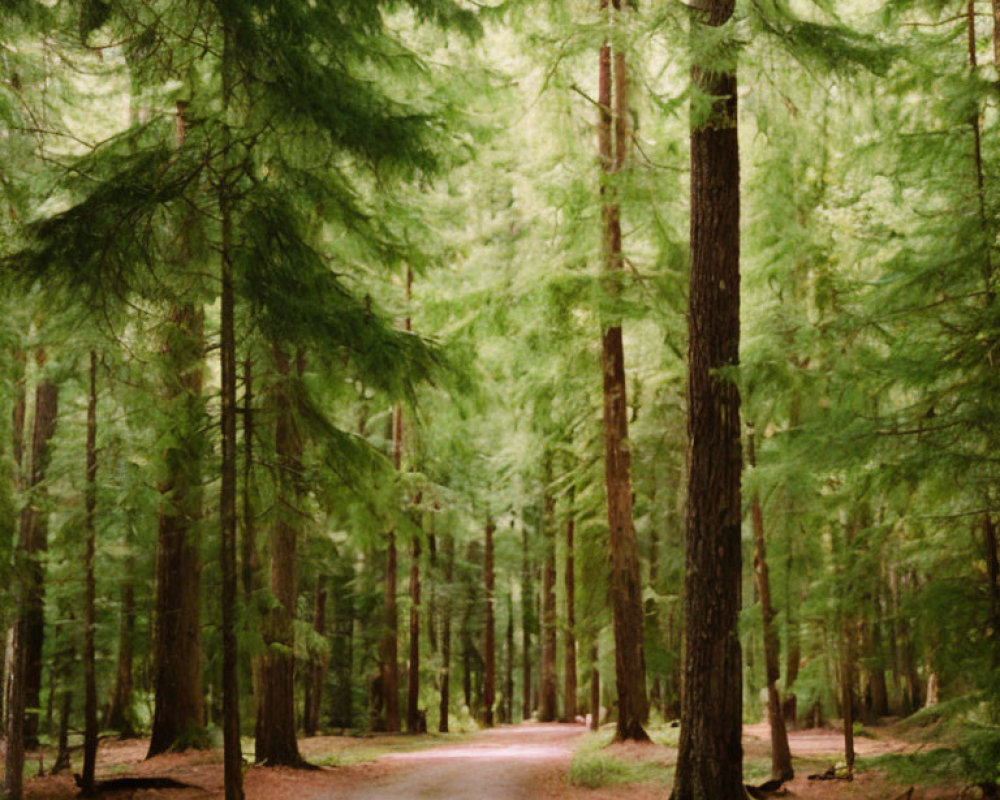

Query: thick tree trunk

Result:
[255,346,305,767]
[407,532,422,733]
[148,303,205,758]
[483,519,496,727]
[672,2,743,798]
[438,534,454,732]
[80,351,99,795]
[218,43,245,795]
[304,583,328,736]
[748,434,793,781]
[539,495,558,723]
[598,0,648,742]
[563,515,577,722]
[521,524,533,721]
[20,353,59,749]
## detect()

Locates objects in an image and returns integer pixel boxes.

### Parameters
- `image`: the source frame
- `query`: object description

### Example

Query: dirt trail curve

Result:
[321,723,586,800]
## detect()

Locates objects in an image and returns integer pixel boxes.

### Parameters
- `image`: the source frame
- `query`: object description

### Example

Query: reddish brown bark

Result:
[255,346,305,767]
[672,2,743,797]
[521,523,533,721]
[589,642,600,731]
[80,351,99,795]
[539,495,558,723]
[304,583,329,736]
[598,0,648,742]
[439,534,454,732]
[407,531,422,733]
[986,514,1000,648]
[20,352,59,748]
[563,515,577,722]
[483,519,497,727]
[148,304,206,758]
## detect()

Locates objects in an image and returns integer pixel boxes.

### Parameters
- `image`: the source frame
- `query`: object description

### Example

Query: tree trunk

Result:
[105,523,136,737]
[407,531,422,733]
[783,553,801,726]
[986,514,1000,649]
[521,523,533,721]
[379,396,404,734]
[748,433,793,781]
[219,38,245,795]
[438,534,454,732]
[255,346,305,767]
[149,104,207,758]
[505,590,515,724]
[598,0,648,742]
[20,353,59,749]
[672,2,743,797]
[539,495,558,723]
[329,562,354,729]
[563,515,577,722]
[590,642,600,731]
[80,351,99,795]
[4,619,26,800]
[483,519,496,727]
[842,622,855,778]
[304,583,328,737]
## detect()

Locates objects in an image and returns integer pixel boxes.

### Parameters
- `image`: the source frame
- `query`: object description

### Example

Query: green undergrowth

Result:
[861,725,1000,788]
[568,727,677,789]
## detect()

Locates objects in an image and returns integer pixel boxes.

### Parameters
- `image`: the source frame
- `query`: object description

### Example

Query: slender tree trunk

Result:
[304,583,328,736]
[20,353,58,749]
[329,562,354,729]
[748,433,793,781]
[439,534,454,732]
[256,346,305,767]
[598,0,648,741]
[149,104,206,758]
[590,642,600,731]
[219,30,245,795]
[51,684,72,774]
[783,552,801,726]
[521,524,533,721]
[80,351,99,795]
[505,590,515,724]
[842,621,855,778]
[563,515,577,722]
[4,619,26,800]
[482,519,497,727]
[986,515,1000,649]
[407,531,422,732]
[672,2,743,797]
[539,495,558,723]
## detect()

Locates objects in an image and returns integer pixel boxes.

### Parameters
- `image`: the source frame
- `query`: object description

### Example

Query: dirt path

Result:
[743,722,918,758]
[322,723,586,800]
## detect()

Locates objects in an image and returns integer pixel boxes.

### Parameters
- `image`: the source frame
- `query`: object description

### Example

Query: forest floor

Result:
[10,719,968,799]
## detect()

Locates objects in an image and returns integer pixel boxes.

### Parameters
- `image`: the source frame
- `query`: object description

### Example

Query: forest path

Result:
[318,723,585,800]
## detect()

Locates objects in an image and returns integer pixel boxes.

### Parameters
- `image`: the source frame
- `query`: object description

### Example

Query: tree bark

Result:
[438,534,454,732]
[20,352,59,749]
[521,523,533,721]
[219,34,245,794]
[563,515,577,722]
[590,642,600,731]
[598,0,648,742]
[672,1,743,797]
[329,562,354,729]
[505,590,515,724]
[304,583,328,736]
[986,515,1000,649]
[105,523,136,737]
[539,495,558,723]
[80,351,99,795]
[483,519,496,727]
[255,346,305,767]
[407,531,422,733]
[149,104,206,758]
[748,433,793,781]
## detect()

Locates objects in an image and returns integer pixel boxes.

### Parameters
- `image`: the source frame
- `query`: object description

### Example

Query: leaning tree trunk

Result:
[563,513,578,722]
[598,0,648,742]
[483,519,497,727]
[539,495,558,723]
[748,432,793,782]
[671,1,743,798]
[80,351,99,795]
[255,346,305,767]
